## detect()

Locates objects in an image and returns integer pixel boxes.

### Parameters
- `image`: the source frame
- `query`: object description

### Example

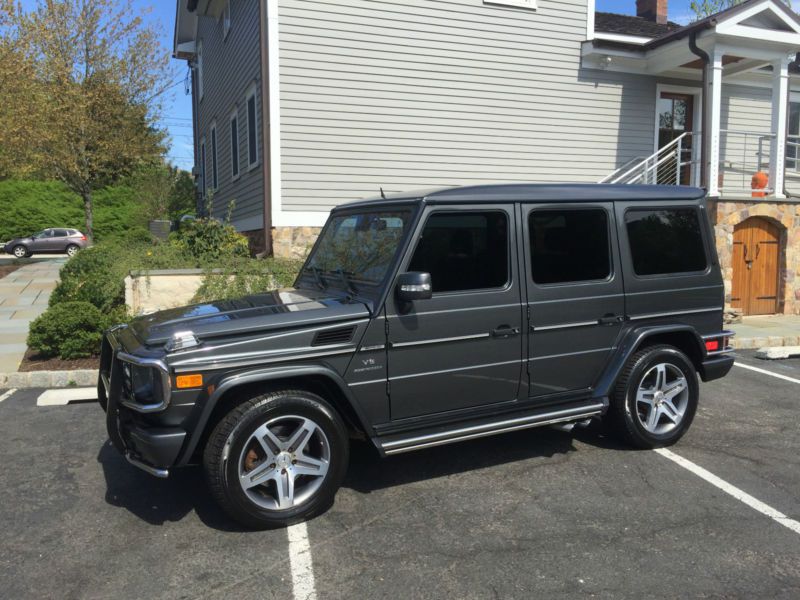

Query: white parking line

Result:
[734,362,800,385]
[287,522,317,600]
[655,448,800,535]
[0,389,17,403]
[36,388,97,406]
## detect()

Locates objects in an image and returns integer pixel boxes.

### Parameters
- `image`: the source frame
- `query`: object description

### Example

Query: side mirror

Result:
[396,272,432,302]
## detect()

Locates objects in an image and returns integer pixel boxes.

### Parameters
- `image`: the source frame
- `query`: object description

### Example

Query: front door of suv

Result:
[385,205,523,421]
[523,203,625,398]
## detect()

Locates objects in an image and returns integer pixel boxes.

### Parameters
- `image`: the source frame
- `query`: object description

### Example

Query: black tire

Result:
[607,344,699,449]
[204,389,349,529]
[66,244,80,257]
[12,245,28,259]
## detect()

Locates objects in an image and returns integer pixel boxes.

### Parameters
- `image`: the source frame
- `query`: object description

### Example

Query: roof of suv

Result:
[340,184,706,210]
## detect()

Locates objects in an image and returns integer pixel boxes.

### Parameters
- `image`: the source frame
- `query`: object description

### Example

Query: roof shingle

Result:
[595,11,683,38]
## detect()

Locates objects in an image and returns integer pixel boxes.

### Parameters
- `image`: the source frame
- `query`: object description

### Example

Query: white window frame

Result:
[483,0,537,10]
[229,108,240,181]
[246,83,259,170]
[196,40,204,101]
[223,1,231,39]
[210,121,218,191]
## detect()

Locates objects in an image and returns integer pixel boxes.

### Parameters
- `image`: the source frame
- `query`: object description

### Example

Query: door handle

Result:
[598,314,624,326]
[491,326,520,338]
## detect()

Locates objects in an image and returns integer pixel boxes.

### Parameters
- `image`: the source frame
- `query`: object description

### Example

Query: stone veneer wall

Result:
[709,200,800,315]
[272,226,321,260]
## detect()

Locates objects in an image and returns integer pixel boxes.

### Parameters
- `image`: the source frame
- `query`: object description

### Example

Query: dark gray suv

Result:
[3,228,88,258]
[98,184,734,528]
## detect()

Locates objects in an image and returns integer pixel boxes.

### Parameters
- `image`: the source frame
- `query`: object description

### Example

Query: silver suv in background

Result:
[2,228,89,258]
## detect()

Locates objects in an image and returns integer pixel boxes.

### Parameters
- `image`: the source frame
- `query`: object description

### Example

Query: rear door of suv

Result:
[522,202,625,399]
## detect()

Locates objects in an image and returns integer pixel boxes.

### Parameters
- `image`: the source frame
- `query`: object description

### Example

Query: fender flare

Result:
[177,364,370,465]
[593,324,705,400]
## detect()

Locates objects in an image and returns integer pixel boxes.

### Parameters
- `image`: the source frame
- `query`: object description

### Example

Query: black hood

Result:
[128,287,371,347]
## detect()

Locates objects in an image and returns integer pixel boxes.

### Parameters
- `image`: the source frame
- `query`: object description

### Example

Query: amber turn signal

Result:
[176,374,203,389]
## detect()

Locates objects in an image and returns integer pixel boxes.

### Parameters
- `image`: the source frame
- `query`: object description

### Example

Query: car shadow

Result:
[97,422,627,529]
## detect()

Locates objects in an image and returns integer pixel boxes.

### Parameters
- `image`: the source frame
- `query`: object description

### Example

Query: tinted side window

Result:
[54,229,68,237]
[529,209,611,285]
[626,208,707,275]
[409,211,509,293]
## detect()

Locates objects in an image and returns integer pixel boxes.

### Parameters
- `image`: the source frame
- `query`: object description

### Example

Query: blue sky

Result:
[597,0,697,23]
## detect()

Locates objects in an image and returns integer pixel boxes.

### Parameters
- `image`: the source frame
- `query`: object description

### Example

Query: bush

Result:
[169,215,249,262]
[28,302,124,359]
[49,245,128,313]
[0,179,148,243]
[193,257,303,303]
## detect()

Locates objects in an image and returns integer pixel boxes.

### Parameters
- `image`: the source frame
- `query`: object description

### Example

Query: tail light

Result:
[80,235,87,241]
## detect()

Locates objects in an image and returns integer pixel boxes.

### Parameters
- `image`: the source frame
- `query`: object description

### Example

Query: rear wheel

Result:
[66,244,80,257]
[12,245,28,258]
[204,389,349,529]
[607,344,698,449]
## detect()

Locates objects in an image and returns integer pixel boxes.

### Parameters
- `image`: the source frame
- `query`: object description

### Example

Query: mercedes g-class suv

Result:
[99,184,734,528]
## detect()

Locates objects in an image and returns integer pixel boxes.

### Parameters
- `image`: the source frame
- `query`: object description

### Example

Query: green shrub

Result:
[49,245,128,312]
[28,301,125,359]
[169,209,249,262]
[0,180,148,243]
[193,257,303,303]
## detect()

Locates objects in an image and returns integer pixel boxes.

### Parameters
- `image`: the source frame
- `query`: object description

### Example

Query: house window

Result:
[529,209,611,285]
[247,86,258,168]
[200,137,207,197]
[788,102,800,171]
[223,1,231,39]
[210,122,218,191]
[230,110,240,180]
[196,41,203,100]
[408,212,509,294]
[483,0,537,10]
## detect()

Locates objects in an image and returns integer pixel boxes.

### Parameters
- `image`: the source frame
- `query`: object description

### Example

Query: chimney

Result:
[636,0,668,25]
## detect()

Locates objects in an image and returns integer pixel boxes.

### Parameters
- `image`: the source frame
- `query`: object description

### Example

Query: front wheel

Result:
[204,389,349,529]
[607,345,699,449]
[12,245,28,258]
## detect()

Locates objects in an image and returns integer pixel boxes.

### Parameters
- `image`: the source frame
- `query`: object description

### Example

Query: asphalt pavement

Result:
[1,351,799,599]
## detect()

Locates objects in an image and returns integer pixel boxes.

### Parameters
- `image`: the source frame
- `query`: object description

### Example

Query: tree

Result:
[2,0,172,241]
[691,0,792,19]
[127,163,196,221]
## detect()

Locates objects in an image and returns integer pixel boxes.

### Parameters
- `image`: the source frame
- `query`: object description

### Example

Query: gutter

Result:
[688,30,711,191]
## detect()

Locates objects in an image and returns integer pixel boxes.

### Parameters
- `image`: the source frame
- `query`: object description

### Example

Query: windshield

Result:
[302,209,413,289]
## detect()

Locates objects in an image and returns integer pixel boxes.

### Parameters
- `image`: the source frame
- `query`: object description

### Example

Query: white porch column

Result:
[769,57,790,199]
[707,49,724,197]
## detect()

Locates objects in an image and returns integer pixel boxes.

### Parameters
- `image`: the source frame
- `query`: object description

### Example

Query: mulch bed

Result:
[18,348,100,372]
[0,264,22,279]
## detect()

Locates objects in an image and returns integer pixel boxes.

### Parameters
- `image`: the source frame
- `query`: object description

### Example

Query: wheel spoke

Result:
[637,389,654,407]
[274,469,295,509]
[286,419,317,454]
[645,405,660,431]
[663,377,687,400]
[253,424,283,455]
[661,399,682,423]
[240,460,275,490]
[654,363,667,391]
[293,455,328,477]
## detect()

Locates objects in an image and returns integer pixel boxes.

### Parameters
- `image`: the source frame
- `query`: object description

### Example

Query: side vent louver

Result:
[312,326,356,347]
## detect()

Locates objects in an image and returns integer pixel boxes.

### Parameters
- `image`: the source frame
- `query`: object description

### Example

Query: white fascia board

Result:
[586,0,595,40]
[593,32,653,45]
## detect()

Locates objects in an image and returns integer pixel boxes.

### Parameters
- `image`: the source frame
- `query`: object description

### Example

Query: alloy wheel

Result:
[635,362,689,435]
[13,246,26,258]
[235,415,330,511]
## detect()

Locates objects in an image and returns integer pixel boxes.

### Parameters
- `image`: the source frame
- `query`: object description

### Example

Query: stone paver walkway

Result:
[0,259,65,371]
[731,314,800,348]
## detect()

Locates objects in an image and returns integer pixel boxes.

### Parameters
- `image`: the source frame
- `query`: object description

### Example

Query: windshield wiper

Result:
[304,265,327,290]
[333,268,359,297]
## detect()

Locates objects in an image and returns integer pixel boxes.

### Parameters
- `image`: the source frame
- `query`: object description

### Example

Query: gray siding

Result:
[277,0,659,213]
[196,0,264,231]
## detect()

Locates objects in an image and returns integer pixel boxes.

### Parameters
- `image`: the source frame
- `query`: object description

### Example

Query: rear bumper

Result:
[699,355,734,382]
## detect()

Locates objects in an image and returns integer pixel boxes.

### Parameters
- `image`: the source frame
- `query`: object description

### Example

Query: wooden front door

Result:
[657,93,694,185]
[731,218,781,315]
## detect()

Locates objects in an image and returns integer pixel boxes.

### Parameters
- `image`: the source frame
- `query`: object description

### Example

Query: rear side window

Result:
[625,208,707,276]
[409,211,509,293]
[529,209,611,285]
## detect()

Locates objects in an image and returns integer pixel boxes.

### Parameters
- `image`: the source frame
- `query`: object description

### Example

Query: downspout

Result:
[689,31,709,191]
[258,0,273,256]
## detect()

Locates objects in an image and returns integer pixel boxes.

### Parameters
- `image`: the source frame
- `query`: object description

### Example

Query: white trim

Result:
[708,49,724,197]
[229,107,240,181]
[245,82,259,171]
[770,57,790,198]
[483,0,537,10]
[654,83,703,187]
[196,40,203,101]
[222,0,231,39]
[272,211,329,228]
[593,32,652,45]
[267,0,284,227]
[586,0,595,40]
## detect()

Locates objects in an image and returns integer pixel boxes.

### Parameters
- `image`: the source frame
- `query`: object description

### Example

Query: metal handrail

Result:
[601,131,695,185]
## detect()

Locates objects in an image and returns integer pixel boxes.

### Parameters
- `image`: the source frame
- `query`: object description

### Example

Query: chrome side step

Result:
[126,453,169,478]
[377,402,606,456]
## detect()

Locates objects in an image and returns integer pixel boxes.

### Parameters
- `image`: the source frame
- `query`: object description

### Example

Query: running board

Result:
[375,400,606,456]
